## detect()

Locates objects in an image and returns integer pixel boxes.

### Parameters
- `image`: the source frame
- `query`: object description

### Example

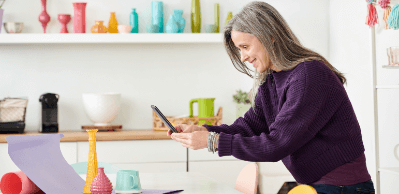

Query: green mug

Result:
[115,170,142,193]
[190,98,215,125]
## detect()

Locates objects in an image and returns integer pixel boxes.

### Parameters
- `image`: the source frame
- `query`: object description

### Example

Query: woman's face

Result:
[231,30,278,73]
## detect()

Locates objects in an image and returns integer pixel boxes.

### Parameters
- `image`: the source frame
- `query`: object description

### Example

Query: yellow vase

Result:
[108,12,119,33]
[225,12,233,27]
[83,129,99,193]
[91,20,108,33]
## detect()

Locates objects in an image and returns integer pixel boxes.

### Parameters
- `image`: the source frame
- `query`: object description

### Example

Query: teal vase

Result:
[152,1,163,33]
[191,0,201,33]
[173,9,185,33]
[165,15,179,33]
[130,8,139,33]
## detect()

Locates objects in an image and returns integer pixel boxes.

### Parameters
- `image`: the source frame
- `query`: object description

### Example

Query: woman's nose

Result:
[240,52,248,63]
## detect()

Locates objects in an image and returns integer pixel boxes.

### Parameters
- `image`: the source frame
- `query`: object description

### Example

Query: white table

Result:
[138,172,243,194]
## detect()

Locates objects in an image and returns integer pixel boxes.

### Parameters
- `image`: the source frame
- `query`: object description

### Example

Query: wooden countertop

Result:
[0,130,172,143]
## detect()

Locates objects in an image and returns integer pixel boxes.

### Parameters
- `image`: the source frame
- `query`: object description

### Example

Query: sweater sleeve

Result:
[202,89,269,136]
[216,68,345,162]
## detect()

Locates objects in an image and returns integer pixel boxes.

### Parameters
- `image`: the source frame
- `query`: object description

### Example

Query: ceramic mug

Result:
[115,170,142,194]
[189,98,215,125]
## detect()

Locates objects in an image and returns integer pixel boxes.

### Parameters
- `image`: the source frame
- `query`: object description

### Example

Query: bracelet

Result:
[207,132,219,154]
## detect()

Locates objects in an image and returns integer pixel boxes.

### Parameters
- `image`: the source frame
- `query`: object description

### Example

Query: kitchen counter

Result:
[0,130,171,143]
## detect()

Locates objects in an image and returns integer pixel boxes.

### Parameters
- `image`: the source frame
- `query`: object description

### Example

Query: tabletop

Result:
[138,172,242,194]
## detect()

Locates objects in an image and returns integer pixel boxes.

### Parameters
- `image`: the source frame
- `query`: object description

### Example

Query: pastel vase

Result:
[173,9,185,33]
[38,0,51,33]
[191,0,201,33]
[73,2,87,33]
[58,14,71,33]
[214,3,219,33]
[90,167,113,194]
[225,12,233,27]
[0,9,3,33]
[0,171,45,194]
[130,8,139,33]
[165,15,179,33]
[83,129,99,193]
[91,21,108,33]
[151,1,163,33]
[108,12,118,33]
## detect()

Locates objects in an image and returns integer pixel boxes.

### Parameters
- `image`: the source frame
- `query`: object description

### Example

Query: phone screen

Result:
[151,105,178,133]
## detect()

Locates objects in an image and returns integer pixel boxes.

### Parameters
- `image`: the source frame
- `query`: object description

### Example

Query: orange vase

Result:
[91,21,108,33]
[108,12,118,33]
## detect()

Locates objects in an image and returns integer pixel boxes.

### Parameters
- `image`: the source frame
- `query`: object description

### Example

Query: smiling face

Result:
[231,30,279,73]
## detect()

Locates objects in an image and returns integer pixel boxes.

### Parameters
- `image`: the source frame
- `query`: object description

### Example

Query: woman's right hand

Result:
[167,124,208,136]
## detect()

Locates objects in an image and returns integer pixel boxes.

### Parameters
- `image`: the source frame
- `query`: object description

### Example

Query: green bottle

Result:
[215,3,219,33]
[191,0,201,33]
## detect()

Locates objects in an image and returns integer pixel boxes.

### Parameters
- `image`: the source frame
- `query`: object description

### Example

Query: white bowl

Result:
[82,93,121,126]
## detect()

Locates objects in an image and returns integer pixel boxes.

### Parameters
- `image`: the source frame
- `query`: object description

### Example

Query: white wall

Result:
[0,0,329,132]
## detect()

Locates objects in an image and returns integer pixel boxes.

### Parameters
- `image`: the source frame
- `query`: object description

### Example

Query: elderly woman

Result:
[167,1,374,193]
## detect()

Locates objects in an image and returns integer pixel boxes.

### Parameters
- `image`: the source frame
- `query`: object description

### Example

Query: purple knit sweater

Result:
[202,60,366,184]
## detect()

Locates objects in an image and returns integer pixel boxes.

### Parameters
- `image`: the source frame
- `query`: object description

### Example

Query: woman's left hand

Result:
[171,131,209,150]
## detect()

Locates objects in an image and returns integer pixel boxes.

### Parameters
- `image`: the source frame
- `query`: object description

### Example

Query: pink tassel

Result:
[366,3,379,28]
[378,0,390,9]
[383,5,392,29]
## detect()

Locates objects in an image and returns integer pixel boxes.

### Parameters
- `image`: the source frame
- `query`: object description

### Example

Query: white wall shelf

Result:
[379,167,399,176]
[382,65,399,69]
[376,85,399,89]
[0,33,223,44]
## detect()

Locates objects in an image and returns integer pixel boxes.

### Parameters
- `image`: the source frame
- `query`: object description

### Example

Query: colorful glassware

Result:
[83,129,98,193]
[90,167,113,194]
[38,0,50,33]
[191,0,201,33]
[165,14,178,33]
[173,9,185,33]
[108,12,118,33]
[73,2,87,33]
[214,3,219,33]
[130,8,139,33]
[91,21,107,33]
[58,14,71,33]
[152,1,163,33]
[225,12,233,27]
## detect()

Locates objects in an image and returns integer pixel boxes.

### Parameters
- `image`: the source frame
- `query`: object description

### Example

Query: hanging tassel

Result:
[383,5,392,29]
[378,0,390,9]
[366,2,379,28]
[388,4,399,30]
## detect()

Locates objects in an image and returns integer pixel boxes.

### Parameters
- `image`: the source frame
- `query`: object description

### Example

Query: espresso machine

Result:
[39,93,59,133]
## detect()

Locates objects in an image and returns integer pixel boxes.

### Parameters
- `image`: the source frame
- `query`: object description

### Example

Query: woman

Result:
[167,1,375,193]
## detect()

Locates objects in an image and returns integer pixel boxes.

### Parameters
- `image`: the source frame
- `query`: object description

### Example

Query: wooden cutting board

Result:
[81,125,122,131]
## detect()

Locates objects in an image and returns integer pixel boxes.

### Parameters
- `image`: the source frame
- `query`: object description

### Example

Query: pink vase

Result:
[58,14,71,33]
[73,2,87,33]
[90,167,113,194]
[38,0,51,33]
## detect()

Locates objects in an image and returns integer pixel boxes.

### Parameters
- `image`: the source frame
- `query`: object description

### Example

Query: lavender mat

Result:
[6,134,183,194]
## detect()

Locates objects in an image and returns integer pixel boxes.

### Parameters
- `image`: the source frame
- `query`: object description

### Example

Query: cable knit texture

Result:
[202,60,366,184]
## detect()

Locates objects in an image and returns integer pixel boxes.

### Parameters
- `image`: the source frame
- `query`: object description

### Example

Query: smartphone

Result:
[151,105,179,133]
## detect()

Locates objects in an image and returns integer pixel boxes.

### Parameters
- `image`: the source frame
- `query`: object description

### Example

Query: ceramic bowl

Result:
[82,93,121,126]
[3,22,24,33]
[204,24,217,33]
[146,24,159,33]
[117,25,132,33]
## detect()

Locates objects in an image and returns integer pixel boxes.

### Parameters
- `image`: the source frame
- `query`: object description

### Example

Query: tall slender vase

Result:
[130,8,139,33]
[191,0,201,33]
[225,12,233,27]
[152,1,163,33]
[108,12,118,33]
[73,2,87,33]
[83,129,99,193]
[214,3,219,33]
[0,9,3,33]
[38,0,51,33]
[173,9,185,33]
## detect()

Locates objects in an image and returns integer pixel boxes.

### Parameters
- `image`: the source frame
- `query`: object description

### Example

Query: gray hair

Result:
[223,1,346,114]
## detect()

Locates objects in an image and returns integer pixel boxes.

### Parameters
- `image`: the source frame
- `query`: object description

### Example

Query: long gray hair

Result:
[224,1,346,114]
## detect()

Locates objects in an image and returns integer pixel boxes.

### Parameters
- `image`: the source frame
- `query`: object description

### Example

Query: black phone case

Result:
[151,105,178,133]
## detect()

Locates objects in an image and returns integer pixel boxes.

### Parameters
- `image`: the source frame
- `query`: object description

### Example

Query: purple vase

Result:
[73,2,87,33]
[90,167,113,194]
